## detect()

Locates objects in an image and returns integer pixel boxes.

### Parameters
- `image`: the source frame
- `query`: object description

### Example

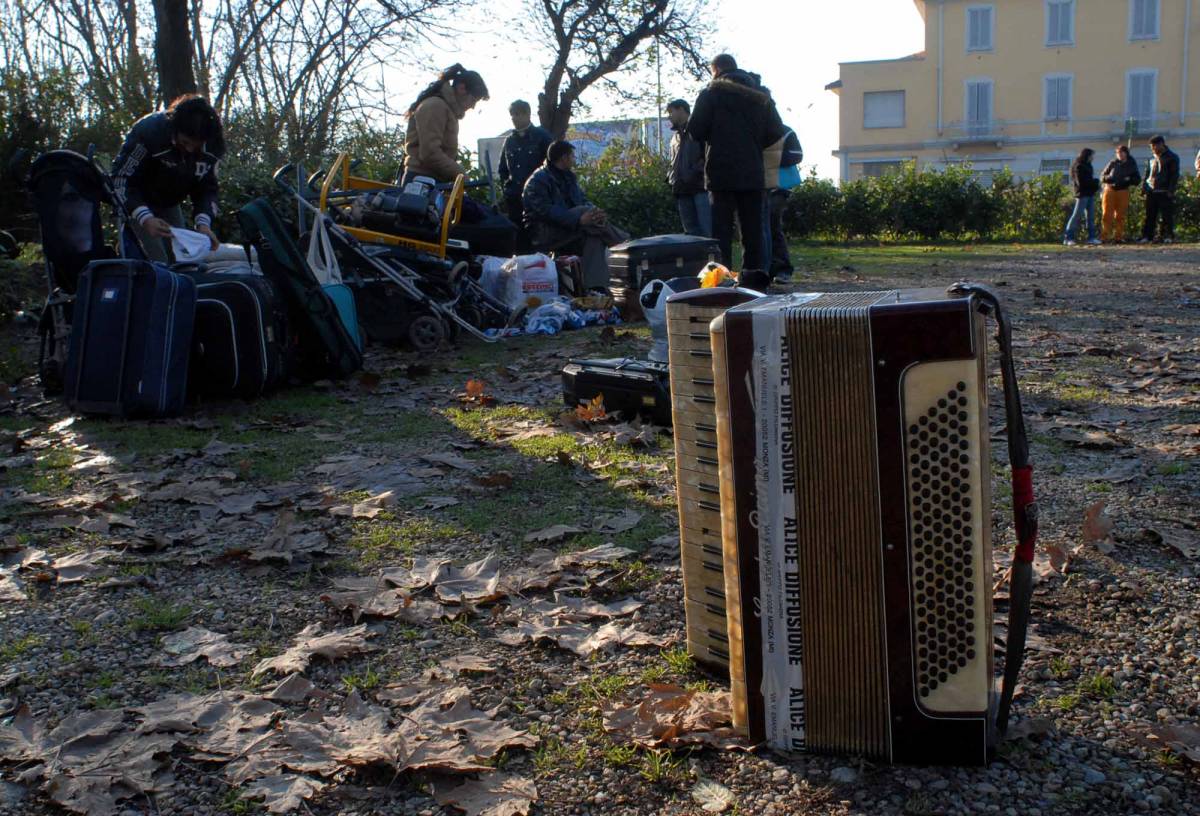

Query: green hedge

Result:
[784,164,1200,243]
[576,140,679,238]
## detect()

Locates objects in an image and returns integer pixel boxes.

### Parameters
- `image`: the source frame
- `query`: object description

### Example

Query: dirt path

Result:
[1,244,1197,815]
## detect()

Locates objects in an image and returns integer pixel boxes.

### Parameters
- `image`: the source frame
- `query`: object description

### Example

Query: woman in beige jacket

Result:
[401,64,489,184]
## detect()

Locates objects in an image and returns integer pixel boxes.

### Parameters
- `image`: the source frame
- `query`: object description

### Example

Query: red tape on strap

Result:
[1012,465,1036,563]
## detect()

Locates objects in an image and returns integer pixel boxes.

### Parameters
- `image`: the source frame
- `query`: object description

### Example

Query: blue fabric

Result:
[676,192,713,237]
[1064,195,1096,241]
[778,164,802,190]
[322,283,364,352]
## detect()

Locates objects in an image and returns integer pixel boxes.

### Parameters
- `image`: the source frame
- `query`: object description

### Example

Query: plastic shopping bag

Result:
[170,228,213,263]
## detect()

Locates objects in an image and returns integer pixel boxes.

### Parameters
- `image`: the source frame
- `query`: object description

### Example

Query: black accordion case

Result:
[561,358,671,425]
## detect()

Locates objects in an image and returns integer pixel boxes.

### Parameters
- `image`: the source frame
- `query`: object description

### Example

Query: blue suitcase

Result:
[65,259,197,417]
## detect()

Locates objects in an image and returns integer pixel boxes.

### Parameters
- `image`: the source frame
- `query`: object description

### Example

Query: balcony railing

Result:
[942,113,1198,145]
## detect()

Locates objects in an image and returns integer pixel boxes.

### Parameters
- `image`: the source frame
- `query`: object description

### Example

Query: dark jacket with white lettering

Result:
[498,125,553,199]
[111,112,223,228]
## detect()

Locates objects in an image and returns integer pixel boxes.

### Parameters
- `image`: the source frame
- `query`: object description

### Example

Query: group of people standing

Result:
[666,54,803,288]
[1064,135,1183,245]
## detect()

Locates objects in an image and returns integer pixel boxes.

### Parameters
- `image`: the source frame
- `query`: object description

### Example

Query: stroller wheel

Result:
[407,314,445,352]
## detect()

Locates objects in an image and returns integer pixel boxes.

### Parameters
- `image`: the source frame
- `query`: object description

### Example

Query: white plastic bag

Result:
[478,255,509,302]
[500,253,558,310]
[205,244,261,275]
[306,214,342,285]
[170,228,212,263]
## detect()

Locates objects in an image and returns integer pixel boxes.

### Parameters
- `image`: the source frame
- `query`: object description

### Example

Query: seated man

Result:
[522,140,628,290]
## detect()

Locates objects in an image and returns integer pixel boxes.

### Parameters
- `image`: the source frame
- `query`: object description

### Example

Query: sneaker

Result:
[1063,239,1077,246]
[1087,238,1102,246]
[1162,237,1175,244]
[773,271,794,284]
[1136,237,1151,244]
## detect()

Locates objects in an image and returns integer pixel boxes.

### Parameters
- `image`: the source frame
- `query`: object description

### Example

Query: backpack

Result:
[779,130,804,168]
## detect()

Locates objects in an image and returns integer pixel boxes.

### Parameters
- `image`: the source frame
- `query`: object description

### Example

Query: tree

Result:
[528,0,711,138]
[153,0,197,102]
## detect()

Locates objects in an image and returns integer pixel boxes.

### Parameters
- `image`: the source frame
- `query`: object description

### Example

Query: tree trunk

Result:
[153,0,197,103]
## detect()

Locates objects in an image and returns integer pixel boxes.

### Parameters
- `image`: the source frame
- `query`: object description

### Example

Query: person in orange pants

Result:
[1099,145,1141,243]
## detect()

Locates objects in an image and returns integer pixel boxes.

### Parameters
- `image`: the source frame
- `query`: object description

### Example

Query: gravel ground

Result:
[1,243,1198,815]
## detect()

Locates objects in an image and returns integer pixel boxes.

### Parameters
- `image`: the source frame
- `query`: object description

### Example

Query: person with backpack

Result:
[762,128,803,282]
[111,95,225,263]
[1099,145,1141,243]
[401,64,489,185]
[1063,148,1100,246]
[688,54,785,289]
[1139,135,1180,243]
[666,98,710,237]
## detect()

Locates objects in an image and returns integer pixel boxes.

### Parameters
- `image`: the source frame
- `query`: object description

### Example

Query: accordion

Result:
[666,288,763,674]
[676,285,1037,766]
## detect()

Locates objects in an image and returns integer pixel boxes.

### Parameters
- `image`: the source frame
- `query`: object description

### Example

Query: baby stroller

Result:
[15,149,119,394]
[275,158,516,351]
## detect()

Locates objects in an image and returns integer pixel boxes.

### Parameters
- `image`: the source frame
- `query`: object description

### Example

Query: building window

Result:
[1046,0,1074,45]
[1130,0,1160,40]
[861,161,905,179]
[863,91,906,129]
[967,6,995,51]
[965,79,994,135]
[1044,75,1072,121]
[1126,70,1158,131]
[1039,159,1071,185]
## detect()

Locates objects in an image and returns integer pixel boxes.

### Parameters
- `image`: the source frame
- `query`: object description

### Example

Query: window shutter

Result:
[968,8,993,50]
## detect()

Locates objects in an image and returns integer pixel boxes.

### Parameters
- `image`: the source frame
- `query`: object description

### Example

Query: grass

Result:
[220,788,264,815]
[607,560,662,594]
[533,736,588,776]
[1157,461,1189,476]
[128,596,192,632]
[341,666,382,692]
[1048,657,1072,680]
[787,242,1067,279]
[0,633,43,665]
[5,448,76,494]
[638,748,686,783]
[1049,691,1082,712]
[348,516,462,564]
[659,647,694,676]
[1079,673,1116,701]
[602,742,639,768]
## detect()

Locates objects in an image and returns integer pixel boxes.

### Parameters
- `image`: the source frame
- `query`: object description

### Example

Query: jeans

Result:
[710,189,766,272]
[768,189,792,277]
[1143,192,1175,240]
[675,192,713,237]
[1063,196,1096,242]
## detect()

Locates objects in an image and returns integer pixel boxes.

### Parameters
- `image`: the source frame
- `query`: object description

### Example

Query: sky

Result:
[383,0,926,180]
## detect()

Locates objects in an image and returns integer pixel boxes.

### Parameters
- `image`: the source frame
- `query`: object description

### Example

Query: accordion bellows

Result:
[700,288,997,765]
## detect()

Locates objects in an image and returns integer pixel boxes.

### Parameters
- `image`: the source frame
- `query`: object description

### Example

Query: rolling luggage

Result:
[186,271,289,399]
[64,259,196,417]
[609,234,720,320]
[561,358,672,426]
[237,199,363,380]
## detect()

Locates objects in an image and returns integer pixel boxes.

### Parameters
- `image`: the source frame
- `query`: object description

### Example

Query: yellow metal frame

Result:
[318,152,464,259]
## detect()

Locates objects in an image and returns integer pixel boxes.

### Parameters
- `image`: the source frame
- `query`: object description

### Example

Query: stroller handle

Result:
[273,163,298,190]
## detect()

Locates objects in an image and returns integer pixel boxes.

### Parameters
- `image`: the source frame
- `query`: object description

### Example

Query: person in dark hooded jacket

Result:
[687,54,784,285]
[111,95,225,262]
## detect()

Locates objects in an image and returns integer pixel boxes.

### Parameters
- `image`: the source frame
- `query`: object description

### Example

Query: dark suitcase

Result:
[237,199,363,380]
[64,259,196,417]
[609,234,720,320]
[562,358,672,426]
[186,271,289,399]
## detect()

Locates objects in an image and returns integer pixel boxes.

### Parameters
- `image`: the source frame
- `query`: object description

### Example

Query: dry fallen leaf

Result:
[523,524,584,544]
[1143,724,1200,764]
[243,774,328,814]
[252,624,374,677]
[433,772,538,816]
[575,394,607,422]
[691,777,737,813]
[602,684,744,750]
[1081,501,1116,555]
[161,626,252,668]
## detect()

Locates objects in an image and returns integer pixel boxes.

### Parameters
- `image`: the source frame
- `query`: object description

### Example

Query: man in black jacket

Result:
[523,141,628,289]
[688,54,784,286]
[111,95,225,262]
[498,100,553,250]
[666,99,710,236]
[1139,135,1180,243]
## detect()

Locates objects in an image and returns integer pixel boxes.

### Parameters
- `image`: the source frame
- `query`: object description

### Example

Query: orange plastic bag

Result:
[698,261,735,288]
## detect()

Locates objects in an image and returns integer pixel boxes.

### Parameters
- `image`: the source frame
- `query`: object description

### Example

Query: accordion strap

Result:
[948,282,1039,738]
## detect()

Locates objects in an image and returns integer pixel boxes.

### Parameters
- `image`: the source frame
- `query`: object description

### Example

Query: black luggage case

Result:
[562,358,672,426]
[64,259,197,417]
[186,270,289,399]
[609,234,720,320]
